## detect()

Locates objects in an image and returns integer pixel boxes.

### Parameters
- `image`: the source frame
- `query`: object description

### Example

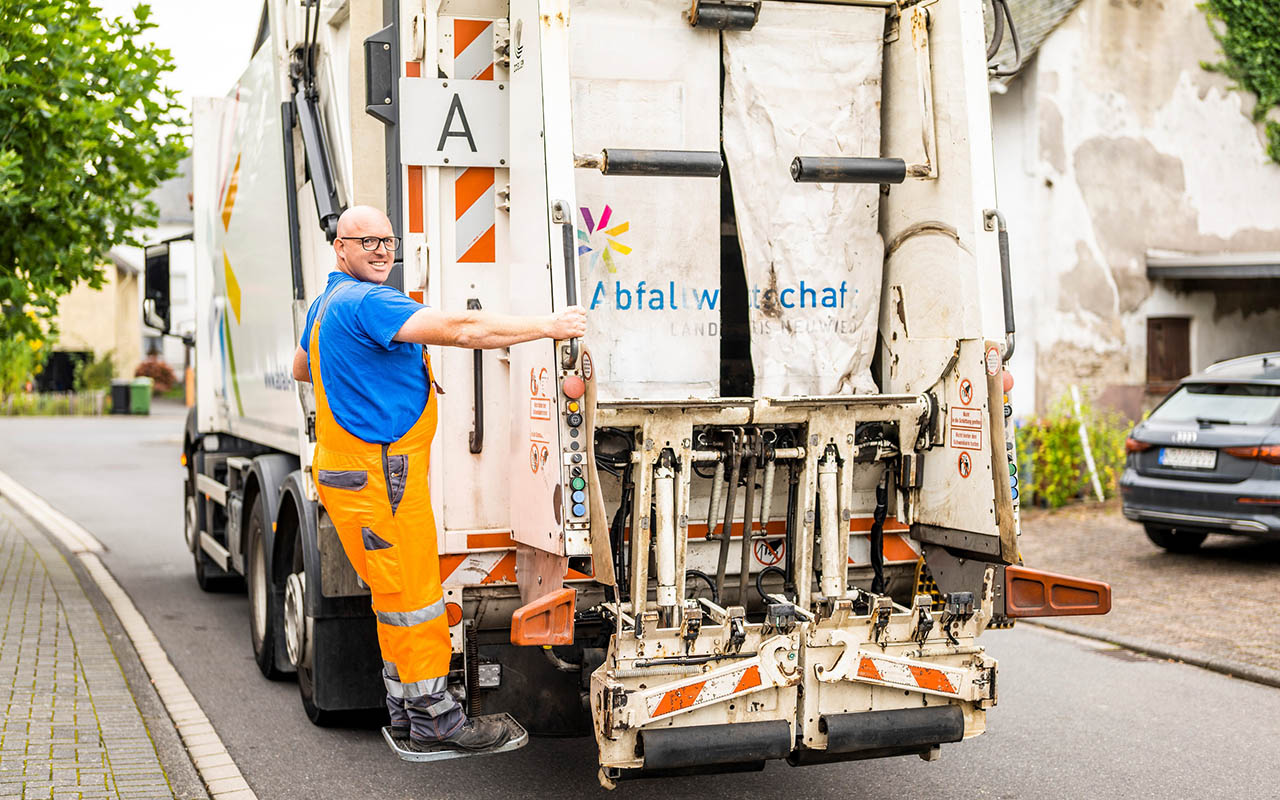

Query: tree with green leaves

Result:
[1201,0,1280,164]
[0,1,186,348]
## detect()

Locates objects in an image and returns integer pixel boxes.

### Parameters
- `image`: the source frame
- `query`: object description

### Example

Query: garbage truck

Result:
[143,0,1112,784]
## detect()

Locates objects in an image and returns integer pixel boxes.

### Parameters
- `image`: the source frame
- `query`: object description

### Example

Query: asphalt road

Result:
[2,407,1279,799]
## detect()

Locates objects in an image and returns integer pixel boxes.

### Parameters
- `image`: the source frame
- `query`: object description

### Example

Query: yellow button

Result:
[568,402,580,412]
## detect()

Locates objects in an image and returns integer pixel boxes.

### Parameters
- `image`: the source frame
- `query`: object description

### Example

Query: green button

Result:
[571,477,586,491]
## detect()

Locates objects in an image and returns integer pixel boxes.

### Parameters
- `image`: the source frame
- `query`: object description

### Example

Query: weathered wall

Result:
[992,0,1280,416]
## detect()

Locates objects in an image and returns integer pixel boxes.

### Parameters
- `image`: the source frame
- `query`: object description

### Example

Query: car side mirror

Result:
[143,242,171,334]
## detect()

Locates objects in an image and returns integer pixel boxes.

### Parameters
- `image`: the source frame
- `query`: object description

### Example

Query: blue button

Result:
[572,503,586,517]
[572,490,585,504]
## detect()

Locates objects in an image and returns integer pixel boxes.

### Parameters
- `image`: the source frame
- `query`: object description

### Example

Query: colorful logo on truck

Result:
[578,204,632,274]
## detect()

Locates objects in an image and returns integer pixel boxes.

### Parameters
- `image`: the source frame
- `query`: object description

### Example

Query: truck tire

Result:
[247,491,289,680]
[1143,524,1207,553]
[292,544,344,726]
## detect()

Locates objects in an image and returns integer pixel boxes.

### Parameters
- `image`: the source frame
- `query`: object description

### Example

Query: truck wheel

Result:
[1144,524,1207,553]
[290,544,341,726]
[247,492,289,680]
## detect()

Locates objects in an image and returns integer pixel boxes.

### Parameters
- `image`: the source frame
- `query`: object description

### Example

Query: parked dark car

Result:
[1120,352,1280,552]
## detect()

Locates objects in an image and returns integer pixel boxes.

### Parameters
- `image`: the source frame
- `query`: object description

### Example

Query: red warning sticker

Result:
[949,426,983,451]
[985,345,1001,376]
[958,451,972,479]
[950,407,983,430]
[959,378,974,406]
[753,538,785,567]
[530,397,551,421]
[581,350,593,381]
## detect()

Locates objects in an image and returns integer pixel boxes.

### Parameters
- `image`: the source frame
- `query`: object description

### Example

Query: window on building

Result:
[1146,316,1190,395]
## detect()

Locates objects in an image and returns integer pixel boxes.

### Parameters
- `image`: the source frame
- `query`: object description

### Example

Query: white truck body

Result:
[164,0,1110,783]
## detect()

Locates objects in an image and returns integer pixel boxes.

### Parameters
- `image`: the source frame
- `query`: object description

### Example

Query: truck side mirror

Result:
[143,242,171,334]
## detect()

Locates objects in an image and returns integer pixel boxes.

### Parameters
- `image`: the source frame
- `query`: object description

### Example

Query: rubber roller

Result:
[790,156,907,185]
[600,149,723,178]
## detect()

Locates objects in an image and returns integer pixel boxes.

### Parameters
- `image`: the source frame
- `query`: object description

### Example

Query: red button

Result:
[562,375,585,399]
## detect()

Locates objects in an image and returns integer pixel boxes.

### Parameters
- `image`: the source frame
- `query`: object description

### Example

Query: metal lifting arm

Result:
[292,87,343,242]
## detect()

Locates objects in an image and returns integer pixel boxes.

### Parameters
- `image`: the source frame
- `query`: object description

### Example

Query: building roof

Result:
[107,248,140,277]
[1145,251,1280,280]
[990,0,1083,88]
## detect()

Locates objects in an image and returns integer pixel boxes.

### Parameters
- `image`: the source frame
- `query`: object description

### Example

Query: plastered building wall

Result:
[992,0,1280,417]
[54,265,142,379]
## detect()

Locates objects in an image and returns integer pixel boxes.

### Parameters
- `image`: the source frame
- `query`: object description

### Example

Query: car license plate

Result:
[1158,447,1217,470]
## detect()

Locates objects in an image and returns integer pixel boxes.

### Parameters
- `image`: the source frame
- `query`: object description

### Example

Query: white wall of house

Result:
[991,0,1280,417]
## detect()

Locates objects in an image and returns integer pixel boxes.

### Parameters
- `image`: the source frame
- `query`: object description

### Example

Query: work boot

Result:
[404,716,511,753]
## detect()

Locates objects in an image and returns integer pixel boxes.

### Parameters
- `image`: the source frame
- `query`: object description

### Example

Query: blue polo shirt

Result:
[300,272,428,444]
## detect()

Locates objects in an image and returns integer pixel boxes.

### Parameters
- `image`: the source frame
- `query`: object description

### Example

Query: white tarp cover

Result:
[570,0,721,400]
[723,3,886,396]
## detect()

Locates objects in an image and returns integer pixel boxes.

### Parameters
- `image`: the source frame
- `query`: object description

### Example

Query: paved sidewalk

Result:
[0,500,182,800]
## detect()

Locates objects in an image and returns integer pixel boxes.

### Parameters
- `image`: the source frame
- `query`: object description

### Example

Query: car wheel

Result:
[1144,524,1207,553]
[247,492,290,680]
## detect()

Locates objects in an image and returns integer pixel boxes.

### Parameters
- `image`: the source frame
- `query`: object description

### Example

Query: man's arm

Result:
[292,346,311,383]
[394,306,587,349]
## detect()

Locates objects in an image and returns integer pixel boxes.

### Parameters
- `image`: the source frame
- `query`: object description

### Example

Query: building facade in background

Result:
[992,0,1280,419]
[47,158,194,390]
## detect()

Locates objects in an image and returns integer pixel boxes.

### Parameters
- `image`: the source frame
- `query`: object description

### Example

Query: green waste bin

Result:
[129,377,153,415]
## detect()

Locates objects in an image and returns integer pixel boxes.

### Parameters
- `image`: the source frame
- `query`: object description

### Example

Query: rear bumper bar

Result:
[1121,506,1271,534]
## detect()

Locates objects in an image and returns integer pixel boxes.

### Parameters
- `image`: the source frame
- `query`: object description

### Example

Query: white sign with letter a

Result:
[399,78,509,167]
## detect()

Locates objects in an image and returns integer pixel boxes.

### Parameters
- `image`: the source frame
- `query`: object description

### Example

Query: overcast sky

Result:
[94,0,267,112]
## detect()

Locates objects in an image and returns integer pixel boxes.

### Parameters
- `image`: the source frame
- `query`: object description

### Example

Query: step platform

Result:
[381,713,529,763]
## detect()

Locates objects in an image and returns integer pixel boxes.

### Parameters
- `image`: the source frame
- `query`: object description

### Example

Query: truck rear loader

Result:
[142,0,1112,785]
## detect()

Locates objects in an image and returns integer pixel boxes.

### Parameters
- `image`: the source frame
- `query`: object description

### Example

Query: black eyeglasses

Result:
[339,236,401,252]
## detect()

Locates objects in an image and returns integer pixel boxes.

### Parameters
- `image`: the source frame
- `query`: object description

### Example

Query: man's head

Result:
[333,206,396,284]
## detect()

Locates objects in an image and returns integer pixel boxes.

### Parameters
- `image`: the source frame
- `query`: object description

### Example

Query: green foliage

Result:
[1017,390,1130,509]
[0,1,187,347]
[73,349,115,391]
[0,333,45,396]
[1200,0,1280,163]
[1,390,105,416]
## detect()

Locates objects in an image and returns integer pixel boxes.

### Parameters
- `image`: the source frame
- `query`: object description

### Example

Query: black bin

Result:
[110,379,131,415]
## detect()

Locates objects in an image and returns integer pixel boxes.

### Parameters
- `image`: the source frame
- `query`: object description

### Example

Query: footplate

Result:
[381,713,529,762]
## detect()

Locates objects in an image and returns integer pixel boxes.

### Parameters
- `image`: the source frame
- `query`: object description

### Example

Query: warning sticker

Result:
[530,397,551,421]
[950,407,983,430]
[753,538,785,567]
[985,345,1001,376]
[581,350,593,381]
[959,378,974,406]
[529,444,541,474]
[949,426,983,451]
[958,451,972,479]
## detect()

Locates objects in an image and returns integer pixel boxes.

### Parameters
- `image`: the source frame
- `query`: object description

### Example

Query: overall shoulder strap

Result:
[314,279,359,343]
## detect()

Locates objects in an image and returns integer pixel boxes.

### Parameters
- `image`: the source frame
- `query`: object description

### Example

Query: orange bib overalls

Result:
[308,282,463,739]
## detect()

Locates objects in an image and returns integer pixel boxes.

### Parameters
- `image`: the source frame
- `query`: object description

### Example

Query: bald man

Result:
[293,206,586,753]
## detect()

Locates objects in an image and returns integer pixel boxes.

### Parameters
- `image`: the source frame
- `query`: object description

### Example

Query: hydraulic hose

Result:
[869,470,890,595]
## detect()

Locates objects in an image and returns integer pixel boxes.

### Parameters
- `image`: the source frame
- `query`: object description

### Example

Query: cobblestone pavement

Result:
[1018,499,1280,676]
[0,500,177,800]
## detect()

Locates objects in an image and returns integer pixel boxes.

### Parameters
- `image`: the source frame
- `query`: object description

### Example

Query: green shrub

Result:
[1016,390,1130,508]
[74,350,115,391]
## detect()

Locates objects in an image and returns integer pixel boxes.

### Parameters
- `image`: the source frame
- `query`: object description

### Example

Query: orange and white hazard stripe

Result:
[644,664,762,721]
[848,651,974,700]
[451,19,496,264]
[440,547,591,587]
[627,636,799,726]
